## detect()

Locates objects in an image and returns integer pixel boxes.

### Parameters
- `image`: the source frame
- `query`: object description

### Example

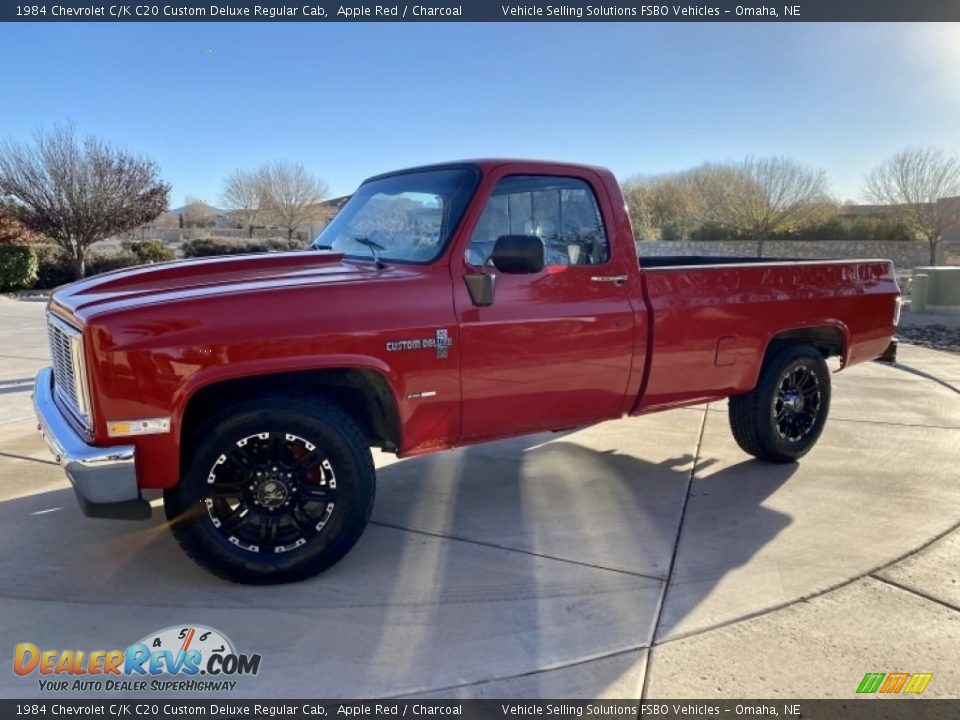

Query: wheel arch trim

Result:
[749,321,849,390]
[763,321,849,362]
[172,356,403,472]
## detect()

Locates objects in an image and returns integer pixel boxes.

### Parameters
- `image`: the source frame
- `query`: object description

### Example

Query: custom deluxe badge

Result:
[386,328,453,359]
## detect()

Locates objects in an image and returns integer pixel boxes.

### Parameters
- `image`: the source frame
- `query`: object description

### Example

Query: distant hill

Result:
[169,202,227,215]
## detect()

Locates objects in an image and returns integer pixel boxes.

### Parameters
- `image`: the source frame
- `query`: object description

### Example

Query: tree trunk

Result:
[929,236,939,266]
[72,248,85,279]
[248,224,254,239]
[287,227,293,240]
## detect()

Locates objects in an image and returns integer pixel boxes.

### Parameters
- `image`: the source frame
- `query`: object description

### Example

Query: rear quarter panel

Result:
[634,259,899,413]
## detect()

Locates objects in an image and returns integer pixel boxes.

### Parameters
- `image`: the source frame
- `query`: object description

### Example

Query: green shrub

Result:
[31,236,305,290]
[181,237,306,258]
[652,214,916,244]
[0,245,39,291]
[86,251,141,276]
[845,216,914,243]
[689,223,748,243]
[33,245,76,289]
[122,239,176,264]
[33,246,144,289]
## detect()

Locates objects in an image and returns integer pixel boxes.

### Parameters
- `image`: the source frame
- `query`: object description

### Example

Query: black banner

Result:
[2,700,959,720]
[4,0,960,22]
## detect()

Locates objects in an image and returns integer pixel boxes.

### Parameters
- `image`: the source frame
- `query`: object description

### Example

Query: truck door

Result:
[453,172,636,442]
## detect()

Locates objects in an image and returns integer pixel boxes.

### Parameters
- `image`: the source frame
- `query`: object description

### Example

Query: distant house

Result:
[313,195,350,224]
[293,196,351,240]
[941,197,960,244]
[321,195,351,212]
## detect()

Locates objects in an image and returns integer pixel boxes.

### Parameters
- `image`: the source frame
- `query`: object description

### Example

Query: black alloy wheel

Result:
[772,363,823,443]
[203,431,339,555]
[165,397,376,584]
[729,343,832,463]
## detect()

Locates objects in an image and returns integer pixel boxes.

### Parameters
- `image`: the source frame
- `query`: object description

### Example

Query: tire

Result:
[728,343,832,463]
[164,396,375,584]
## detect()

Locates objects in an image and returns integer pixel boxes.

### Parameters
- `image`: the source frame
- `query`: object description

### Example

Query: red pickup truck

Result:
[34,159,900,583]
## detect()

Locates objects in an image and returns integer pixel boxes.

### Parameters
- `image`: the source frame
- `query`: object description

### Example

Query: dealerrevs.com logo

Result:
[14,625,262,693]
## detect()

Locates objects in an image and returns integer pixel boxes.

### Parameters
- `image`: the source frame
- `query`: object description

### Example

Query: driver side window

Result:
[465,175,610,267]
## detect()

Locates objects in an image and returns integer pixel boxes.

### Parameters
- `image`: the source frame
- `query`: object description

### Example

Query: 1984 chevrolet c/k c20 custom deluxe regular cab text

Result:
[33,159,900,583]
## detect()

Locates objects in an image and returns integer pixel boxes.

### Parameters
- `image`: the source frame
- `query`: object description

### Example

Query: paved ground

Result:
[1,296,959,699]
[898,305,960,353]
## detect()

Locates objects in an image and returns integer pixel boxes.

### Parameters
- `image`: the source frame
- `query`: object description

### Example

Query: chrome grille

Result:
[47,314,91,427]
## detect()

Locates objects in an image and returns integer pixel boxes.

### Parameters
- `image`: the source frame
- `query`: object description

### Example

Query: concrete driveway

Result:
[1,296,958,698]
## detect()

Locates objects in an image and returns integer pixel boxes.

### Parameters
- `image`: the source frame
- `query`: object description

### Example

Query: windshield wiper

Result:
[352,237,387,269]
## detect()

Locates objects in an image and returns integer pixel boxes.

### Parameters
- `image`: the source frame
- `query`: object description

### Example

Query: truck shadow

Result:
[366,435,794,696]
[0,420,794,697]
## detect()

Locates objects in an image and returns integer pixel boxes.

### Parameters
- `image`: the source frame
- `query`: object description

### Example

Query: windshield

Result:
[313,167,479,264]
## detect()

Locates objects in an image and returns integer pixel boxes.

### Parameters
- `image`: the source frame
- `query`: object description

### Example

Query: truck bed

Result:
[640,255,811,268]
[633,257,899,413]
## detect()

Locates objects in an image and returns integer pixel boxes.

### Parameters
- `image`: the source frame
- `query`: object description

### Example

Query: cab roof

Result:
[364,158,612,183]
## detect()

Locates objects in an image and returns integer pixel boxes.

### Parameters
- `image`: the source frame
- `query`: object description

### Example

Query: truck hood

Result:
[50,251,396,322]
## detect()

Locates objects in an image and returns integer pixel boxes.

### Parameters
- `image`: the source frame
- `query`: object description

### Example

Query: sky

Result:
[1,22,959,206]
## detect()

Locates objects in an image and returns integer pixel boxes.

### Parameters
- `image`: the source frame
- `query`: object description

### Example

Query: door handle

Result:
[590,275,628,286]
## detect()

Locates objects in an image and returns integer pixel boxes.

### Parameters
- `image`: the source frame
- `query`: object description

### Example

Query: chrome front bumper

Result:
[33,368,151,520]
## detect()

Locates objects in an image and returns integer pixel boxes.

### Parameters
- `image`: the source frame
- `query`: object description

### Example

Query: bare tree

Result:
[182,196,216,228]
[259,161,329,240]
[623,164,755,242]
[621,180,657,241]
[622,173,705,241]
[151,210,181,230]
[0,124,169,277]
[683,163,750,227]
[721,156,833,255]
[864,147,960,265]
[221,169,264,238]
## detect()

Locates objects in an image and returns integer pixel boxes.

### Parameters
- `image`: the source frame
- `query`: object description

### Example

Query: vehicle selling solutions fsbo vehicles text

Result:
[499,4,790,17]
